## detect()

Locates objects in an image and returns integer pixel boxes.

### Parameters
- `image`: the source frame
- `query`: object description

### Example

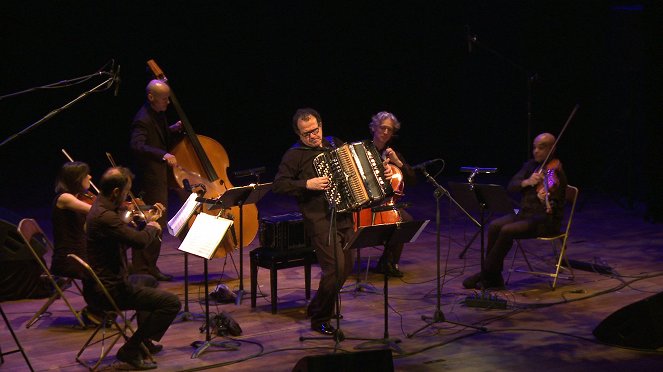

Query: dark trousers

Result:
[308,227,354,325]
[484,213,549,274]
[89,284,181,345]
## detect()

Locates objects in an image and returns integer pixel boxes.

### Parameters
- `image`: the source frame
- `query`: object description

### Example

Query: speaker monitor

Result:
[291,349,394,372]
[593,291,663,350]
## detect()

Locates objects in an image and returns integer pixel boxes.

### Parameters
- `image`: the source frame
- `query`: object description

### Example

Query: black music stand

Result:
[448,182,514,274]
[347,220,429,353]
[177,213,235,359]
[208,183,272,305]
[340,211,380,295]
[173,199,206,323]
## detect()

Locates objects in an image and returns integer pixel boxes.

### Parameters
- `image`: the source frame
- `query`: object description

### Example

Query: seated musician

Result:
[273,108,393,336]
[84,167,180,369]
[462,132,567,289]
[367,111,416,277]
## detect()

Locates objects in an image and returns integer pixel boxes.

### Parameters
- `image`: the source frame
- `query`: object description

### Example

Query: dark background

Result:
[2,1,661,220]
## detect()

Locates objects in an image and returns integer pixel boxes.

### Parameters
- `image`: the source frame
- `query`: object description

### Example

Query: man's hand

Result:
[169,120,183,133]
[163,153,177,167]
[306,176,330,191]
[522,173,544,188]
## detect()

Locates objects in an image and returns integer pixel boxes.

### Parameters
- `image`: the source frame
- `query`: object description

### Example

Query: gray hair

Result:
[369,111,401,133]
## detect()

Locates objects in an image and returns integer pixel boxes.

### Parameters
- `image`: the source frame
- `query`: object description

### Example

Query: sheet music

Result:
[178,213,233,259]
[167,192,200,237]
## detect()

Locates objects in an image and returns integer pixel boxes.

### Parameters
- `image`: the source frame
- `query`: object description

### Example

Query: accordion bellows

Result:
[313,141,393,212]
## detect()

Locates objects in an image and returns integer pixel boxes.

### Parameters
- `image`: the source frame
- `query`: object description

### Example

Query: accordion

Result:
[313,140,393,213]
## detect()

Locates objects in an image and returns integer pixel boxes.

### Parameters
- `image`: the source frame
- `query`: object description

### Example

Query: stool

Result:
[250,247,316,314]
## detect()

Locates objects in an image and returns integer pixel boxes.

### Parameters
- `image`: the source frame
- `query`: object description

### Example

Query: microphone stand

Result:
[467,26,538,159]
[407,167,486,338]
[0,67,116,148]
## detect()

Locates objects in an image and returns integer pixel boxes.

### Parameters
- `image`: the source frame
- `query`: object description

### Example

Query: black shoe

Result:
[480,272,505,290]
[462,272,482,289]
[143,340,163,355]
[152,272,173,282]
[117,344,157,370]
[390,264,404,278]
[311,322,336,335]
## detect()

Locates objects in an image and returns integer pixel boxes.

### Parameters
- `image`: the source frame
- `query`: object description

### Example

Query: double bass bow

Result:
[146,60,259,257]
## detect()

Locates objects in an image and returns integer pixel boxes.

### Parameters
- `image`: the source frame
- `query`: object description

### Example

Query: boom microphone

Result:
[412,159,440,170]
[113,64,121,96]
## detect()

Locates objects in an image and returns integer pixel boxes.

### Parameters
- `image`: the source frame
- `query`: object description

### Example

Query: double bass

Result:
[147,60,259,257]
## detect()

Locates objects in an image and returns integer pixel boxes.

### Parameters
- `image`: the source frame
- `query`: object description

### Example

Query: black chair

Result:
[250,247,316,314]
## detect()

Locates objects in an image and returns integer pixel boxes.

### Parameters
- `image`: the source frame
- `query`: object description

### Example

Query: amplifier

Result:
[259,213,310,251]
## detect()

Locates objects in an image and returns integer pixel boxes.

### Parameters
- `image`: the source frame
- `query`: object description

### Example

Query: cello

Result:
[146,60,259,257]
[354,163,404,228]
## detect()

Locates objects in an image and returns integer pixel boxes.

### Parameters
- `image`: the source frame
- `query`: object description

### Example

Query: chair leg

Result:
[551,238,573,290]
[1,304,35,372]
[26,277,86,329]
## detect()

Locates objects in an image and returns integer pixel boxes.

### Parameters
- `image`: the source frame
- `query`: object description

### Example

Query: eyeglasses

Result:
[300,126,320,138]
[378,125,394,133]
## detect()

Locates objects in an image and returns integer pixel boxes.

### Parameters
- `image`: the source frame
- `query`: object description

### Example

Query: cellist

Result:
[129,79,184,281]
[462,132,568,290]
[367,111,417,278]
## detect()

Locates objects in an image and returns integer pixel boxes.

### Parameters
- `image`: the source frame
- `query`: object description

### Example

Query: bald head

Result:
[146,80,171,112]
[532,132,556,162]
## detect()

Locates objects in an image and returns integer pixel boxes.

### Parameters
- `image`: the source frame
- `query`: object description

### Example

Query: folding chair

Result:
[16,218,86,328]
[507,185,579,290]
[67,254,153,371]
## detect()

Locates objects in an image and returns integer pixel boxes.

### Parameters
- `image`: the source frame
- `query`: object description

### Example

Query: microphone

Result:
[234,166,266,178]
[412,159,439,171]
[113,64,121,96]
[459,167,497,174]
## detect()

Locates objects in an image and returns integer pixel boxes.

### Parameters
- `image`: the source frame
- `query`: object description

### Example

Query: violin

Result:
[119,200,165,229]
[536,159,562,214]
[532,104,578,214]
[78,191,97,206]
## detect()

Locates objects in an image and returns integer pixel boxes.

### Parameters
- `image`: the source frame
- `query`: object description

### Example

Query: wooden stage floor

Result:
[2,183,663,371]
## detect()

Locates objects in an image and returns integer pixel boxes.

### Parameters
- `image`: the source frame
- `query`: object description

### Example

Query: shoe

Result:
[376,262,404,278]
[152,272,173,282]
[462,272,482,289]
[480,272,506,290]
[143,340,163,355]
[311,322,336,335]
[116,344,157,370]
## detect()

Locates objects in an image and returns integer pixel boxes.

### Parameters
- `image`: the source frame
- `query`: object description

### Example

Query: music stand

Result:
[168,192,207,323]
[207,183,272,305]
[448,182,514,275]
[340,210,380,295]
[346,220,429,353]
[177,213,235,358]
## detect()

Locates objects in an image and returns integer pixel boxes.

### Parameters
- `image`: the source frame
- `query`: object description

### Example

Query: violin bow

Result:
[60,148,101,194]
[539,103,579,171]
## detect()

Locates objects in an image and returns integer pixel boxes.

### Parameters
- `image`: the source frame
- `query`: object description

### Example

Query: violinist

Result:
[367,111,416,277]
[84,166,181,369]
[129,79,184,281]
[51,161,93,280]
[463,132,568,290]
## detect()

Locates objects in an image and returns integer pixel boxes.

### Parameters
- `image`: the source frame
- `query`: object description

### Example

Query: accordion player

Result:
[313,140,394,213]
